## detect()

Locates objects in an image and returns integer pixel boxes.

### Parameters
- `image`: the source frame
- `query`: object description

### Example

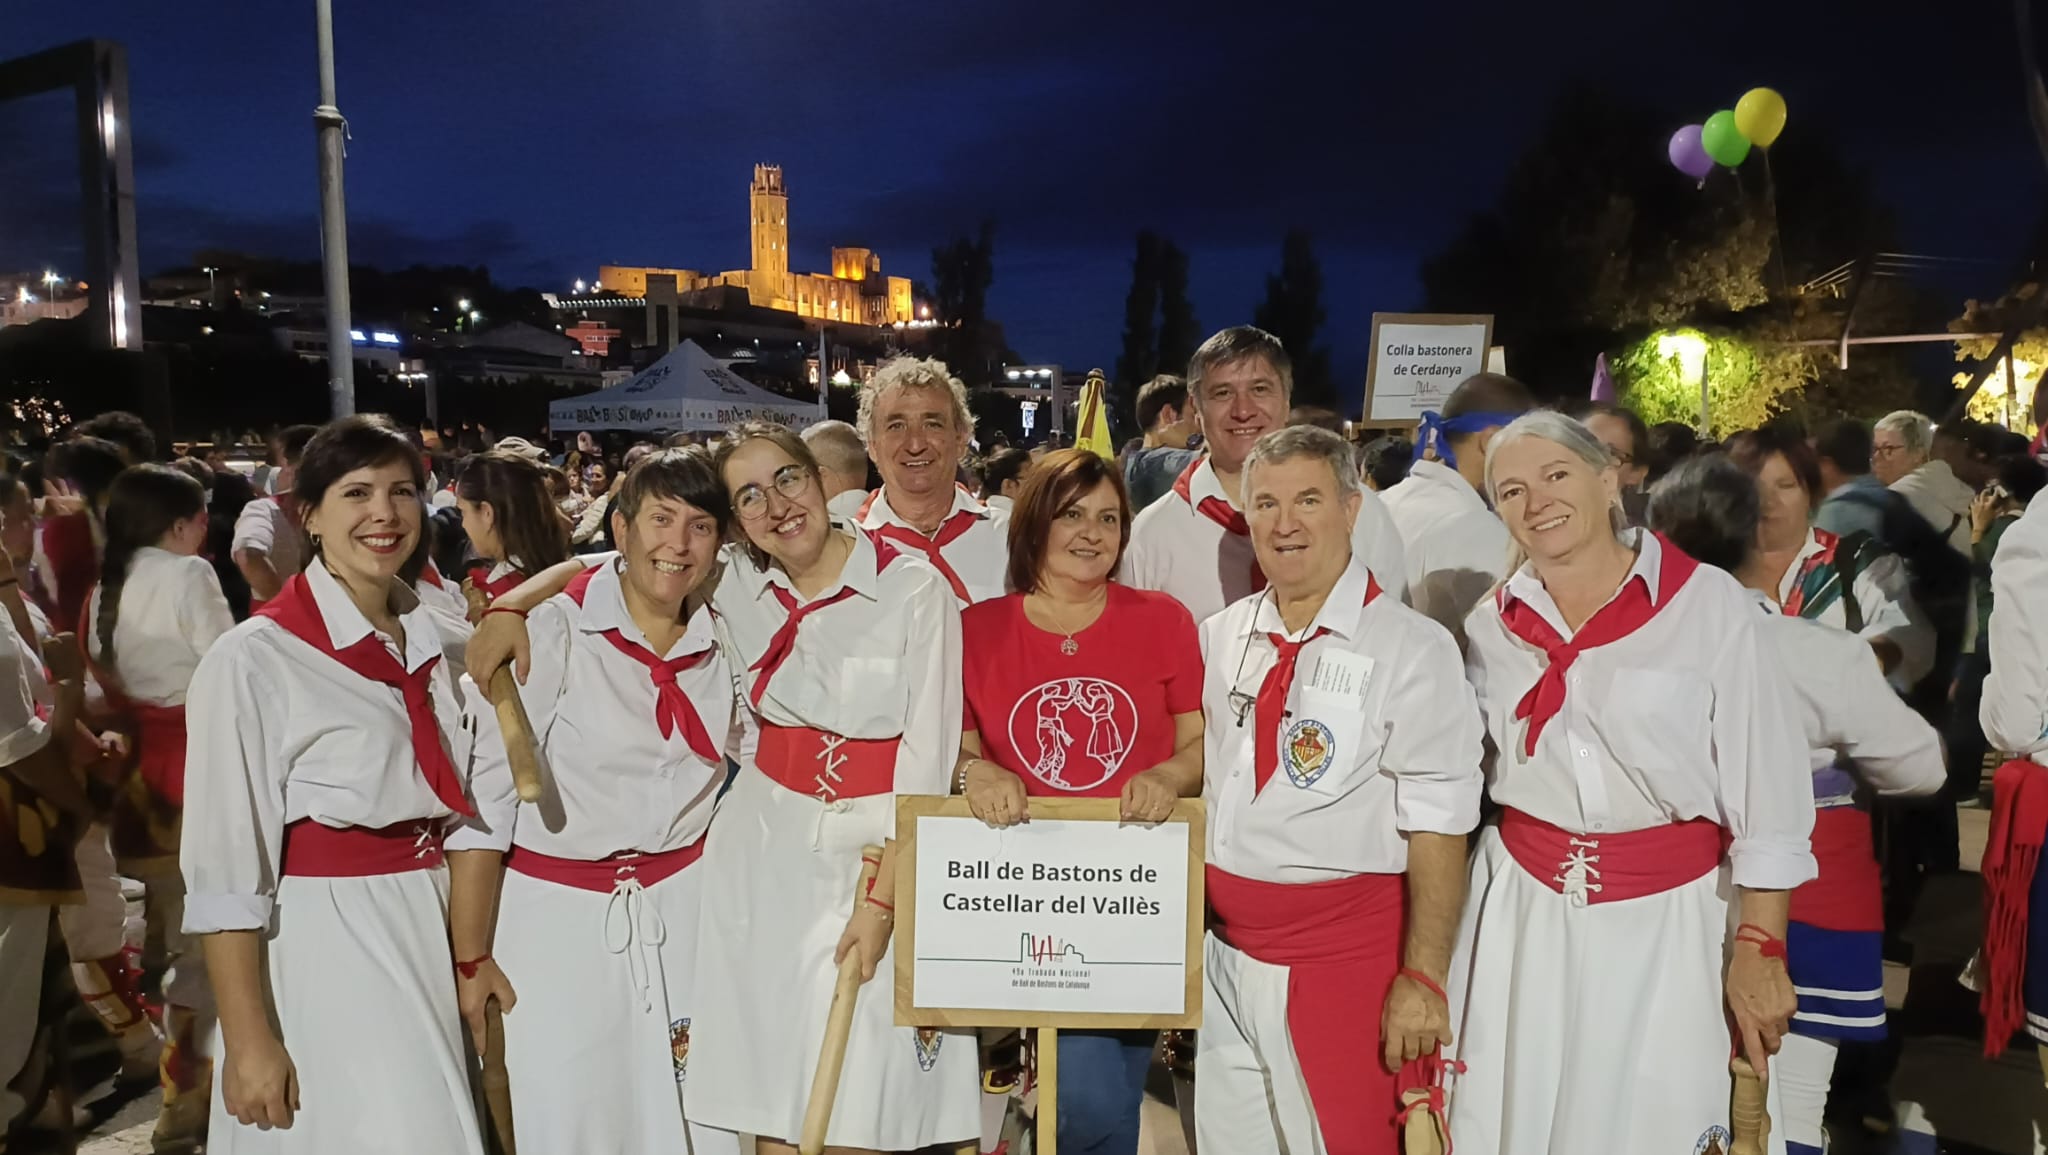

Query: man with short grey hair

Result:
[800,419,871,520]
[851,355,1009,603]
[1196,423,1480,1154]
[1124,325,1406,621]
[1874,409,1973,556]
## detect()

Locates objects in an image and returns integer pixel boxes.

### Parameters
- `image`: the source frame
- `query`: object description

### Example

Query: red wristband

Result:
[1398,967,1447,1002]
[865,896,894,914]
[1733,924,1787,962]
[455,954,492,979]
[482,605,527,620]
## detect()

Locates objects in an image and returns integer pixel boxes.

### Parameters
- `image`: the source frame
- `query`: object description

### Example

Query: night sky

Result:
[6,0,2043,406]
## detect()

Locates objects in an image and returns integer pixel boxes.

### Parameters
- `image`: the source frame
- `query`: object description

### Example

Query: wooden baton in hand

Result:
[798,845,885,1155]
[487,667,543,803]
[481,996,516,1155]
[1729,1056,1769,1155]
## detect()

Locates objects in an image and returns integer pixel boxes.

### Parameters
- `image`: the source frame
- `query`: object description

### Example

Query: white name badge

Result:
[1307,650,1373,700]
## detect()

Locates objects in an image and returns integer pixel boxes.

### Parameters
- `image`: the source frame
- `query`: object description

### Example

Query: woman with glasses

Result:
[463,422,977,1155]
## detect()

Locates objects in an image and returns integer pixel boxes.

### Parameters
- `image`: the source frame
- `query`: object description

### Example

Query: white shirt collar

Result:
[1251,554,1378,643]
[858,484,988,532]
[1501,528,1668,636]
[756,528,889,606]
[304,561,438,672]
[573,558,715,658]
[1189,457,1232,508]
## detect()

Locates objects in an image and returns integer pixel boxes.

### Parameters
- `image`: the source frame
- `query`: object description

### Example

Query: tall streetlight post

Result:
[314,0,355,417]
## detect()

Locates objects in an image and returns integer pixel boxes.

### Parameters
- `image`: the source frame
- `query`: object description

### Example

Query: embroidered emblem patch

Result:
[915,1028,943,1071]
[1693,1125,1731,1154]
[1283,719,1335,788]
[670,1018,691,1083]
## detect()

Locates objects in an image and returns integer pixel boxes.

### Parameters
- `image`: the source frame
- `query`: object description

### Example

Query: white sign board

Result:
[1020,399,1038,433]
[1364,312,1494,426]
[909,813,1190,1019]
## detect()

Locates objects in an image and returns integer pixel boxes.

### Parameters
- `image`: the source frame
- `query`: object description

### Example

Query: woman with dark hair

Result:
[85,464,235,1148]
[454,450,571,622]
[181,414,488,1154]
[464,421,977,1154]
[445,447,740,1155]
[1724,425,1932,686]
[956,448,1202,1153]
[37,436,128,633]
[1646,456,1943,1155]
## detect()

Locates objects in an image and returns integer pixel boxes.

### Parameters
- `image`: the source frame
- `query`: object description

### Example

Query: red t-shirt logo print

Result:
[1005,677,1139,791]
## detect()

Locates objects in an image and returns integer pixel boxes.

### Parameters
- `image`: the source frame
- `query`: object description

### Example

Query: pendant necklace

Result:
[1039,591,1104,657]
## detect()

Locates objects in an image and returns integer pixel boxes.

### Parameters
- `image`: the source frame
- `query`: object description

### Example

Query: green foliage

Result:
[1949,285,2046,434]
[1253,229,1333,406]
[1611,327,1817,438]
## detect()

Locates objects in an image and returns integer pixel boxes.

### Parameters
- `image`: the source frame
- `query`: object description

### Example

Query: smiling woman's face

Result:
[1489,435,1618,566]
[304,460,422,586]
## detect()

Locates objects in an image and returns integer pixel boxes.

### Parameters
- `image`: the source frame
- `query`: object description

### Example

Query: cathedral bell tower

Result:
[749,164,790,308]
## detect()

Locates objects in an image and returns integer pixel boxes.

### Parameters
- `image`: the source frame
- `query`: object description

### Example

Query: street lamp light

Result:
[41,270,60,293]
[457,298,471,311]
[201,266,218,298]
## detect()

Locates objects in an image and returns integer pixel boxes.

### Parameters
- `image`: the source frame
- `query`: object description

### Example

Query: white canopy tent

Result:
[549,339,821,433]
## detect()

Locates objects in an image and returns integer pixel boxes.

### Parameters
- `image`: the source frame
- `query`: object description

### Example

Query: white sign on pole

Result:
[1364,313,1494,426]
[910,814,1190,1017]
[1020,399,1038,434]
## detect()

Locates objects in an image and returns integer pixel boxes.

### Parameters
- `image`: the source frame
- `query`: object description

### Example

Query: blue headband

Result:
[1414,410,1523,469]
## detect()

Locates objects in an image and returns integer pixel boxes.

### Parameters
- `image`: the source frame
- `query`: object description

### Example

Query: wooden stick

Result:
[798,844,885,1155]
[1037,1025,1059,1155]
[480,996,516,1155]
[1728,1056,1768,1155]
[1400,1088,1445,1155]
[487,667,543,803]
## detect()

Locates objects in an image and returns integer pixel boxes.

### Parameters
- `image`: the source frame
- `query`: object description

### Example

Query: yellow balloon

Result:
[1735,87,1788,149]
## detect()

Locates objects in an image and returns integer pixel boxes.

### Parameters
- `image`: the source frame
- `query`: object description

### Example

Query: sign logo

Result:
[1283,718,1335,787]
[1005,677,1138,791]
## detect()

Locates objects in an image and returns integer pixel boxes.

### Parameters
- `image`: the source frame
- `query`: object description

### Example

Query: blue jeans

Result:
[1056,1029,1155,1155]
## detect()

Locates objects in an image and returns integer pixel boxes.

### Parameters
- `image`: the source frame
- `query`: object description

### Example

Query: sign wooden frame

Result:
[1363,311,1496,428]
[892,795,1206,1031]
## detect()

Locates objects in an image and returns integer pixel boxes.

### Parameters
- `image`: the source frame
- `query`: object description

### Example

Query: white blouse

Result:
[86,547,236,706]
[1984,492,2048,758]
[181,564,481,934]
[713,530,962,820]
[0,606,52,767]
[456,559,732,860]
[1462,532,1816,891]
[1380,459,1510,641]
[1201,557,1484,883]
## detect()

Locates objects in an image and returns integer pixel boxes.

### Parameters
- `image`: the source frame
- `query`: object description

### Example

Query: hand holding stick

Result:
[487,668,543,803]
[799,845,885,1155]
[1729,1056,1769,1155]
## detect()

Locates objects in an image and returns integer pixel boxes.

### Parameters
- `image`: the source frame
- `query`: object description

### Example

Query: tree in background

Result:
[1949,283,2047,435]
[1116,232,1162,389]
[1156,239,1201,380]
[1254,229,1333,406]
[931,221,998,381]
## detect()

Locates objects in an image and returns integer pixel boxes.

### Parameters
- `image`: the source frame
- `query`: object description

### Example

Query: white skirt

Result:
[494,864,738,1155]
[205,869,485,1155]
[1444,826,1786,1155]
[685,769,978,1149]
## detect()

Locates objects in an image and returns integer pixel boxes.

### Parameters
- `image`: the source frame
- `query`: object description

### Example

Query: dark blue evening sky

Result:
[5,0,2041,404]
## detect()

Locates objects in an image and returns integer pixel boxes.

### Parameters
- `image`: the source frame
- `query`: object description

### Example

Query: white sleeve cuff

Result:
[183,892,274,935]
[0,718,53,768]
[1726,839,1817,891]
[1394,776,1482,837]
[445,813,515,854]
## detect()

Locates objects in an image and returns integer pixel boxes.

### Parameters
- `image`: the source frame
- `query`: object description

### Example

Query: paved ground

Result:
[41,809,2048,1155]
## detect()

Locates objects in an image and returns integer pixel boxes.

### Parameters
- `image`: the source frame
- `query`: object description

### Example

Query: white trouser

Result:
[1194,932,1325,1155]
[1775,1033,1837,1154]
[57,821,127,960]
[0,904,50,1127]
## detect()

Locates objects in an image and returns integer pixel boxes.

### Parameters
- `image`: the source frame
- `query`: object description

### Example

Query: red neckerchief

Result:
[1495,534,1700,758]
[1172,458,1266,593]
[857,490,977,603]
[1781,528,1839,618]
[1254,576,1380,794]
[563,567,719,763]
[466,562,527,604]
[746,532,900,706]
[256,573,473,816]
[419,562,447,590]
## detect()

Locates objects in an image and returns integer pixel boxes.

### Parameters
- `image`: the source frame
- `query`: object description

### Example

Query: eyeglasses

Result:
[733,464,814,520]
[1871,444,1908,458]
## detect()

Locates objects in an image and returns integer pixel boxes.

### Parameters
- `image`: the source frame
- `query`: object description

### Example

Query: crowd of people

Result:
[0,323,2042,1155]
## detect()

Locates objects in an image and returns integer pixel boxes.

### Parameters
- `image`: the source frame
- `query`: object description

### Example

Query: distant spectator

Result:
[1579,403,1653,525]
[39,436,128,629]
[492,436,549,465]
[802,419,872,519]
[1811,417,1888,541]
[230,423,318,609]
[75,410,158,464]
[1123,374,1200,512]
[978,447,1032,513]
[1645,421,1699,484]
[1874,410,1973,556]
[1360,435,1413,492]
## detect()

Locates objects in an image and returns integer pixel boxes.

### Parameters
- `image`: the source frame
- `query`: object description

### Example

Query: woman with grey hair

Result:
[1445,411,1814,1155]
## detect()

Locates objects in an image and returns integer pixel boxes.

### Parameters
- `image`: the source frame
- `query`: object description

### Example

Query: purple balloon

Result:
[1668,124,1713,182]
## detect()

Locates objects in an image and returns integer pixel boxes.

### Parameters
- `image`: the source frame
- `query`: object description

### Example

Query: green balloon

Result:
[1701,110,1751,168]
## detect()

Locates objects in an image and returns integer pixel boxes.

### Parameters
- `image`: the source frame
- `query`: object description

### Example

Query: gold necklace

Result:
[1036,589,1105,656]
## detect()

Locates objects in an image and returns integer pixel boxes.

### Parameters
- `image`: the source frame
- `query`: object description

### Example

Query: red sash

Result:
[1171,458,1265,592]
[505,837,706,893]
[756,722,897,801]
[280,819,444,877]
[1789,807,1882,932]
[78,586,191,805]
[1495,535,1698,757]
[857,490,978,603]
[1982,758,2048,1056]
[1206,867,1425,1155]
[1498,808,1722,903]
[256,574,474,817]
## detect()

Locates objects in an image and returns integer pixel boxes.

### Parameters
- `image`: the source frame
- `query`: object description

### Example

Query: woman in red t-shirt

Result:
[957,447,1203,1155]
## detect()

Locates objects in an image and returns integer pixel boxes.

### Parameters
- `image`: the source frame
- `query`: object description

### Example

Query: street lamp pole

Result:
[314,0,356,417]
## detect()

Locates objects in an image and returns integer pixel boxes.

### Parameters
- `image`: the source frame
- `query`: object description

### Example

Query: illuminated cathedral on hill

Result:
[595,165,917,329]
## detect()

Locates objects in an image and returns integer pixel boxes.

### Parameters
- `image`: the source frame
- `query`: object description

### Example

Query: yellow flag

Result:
[1074,370,1114,460]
